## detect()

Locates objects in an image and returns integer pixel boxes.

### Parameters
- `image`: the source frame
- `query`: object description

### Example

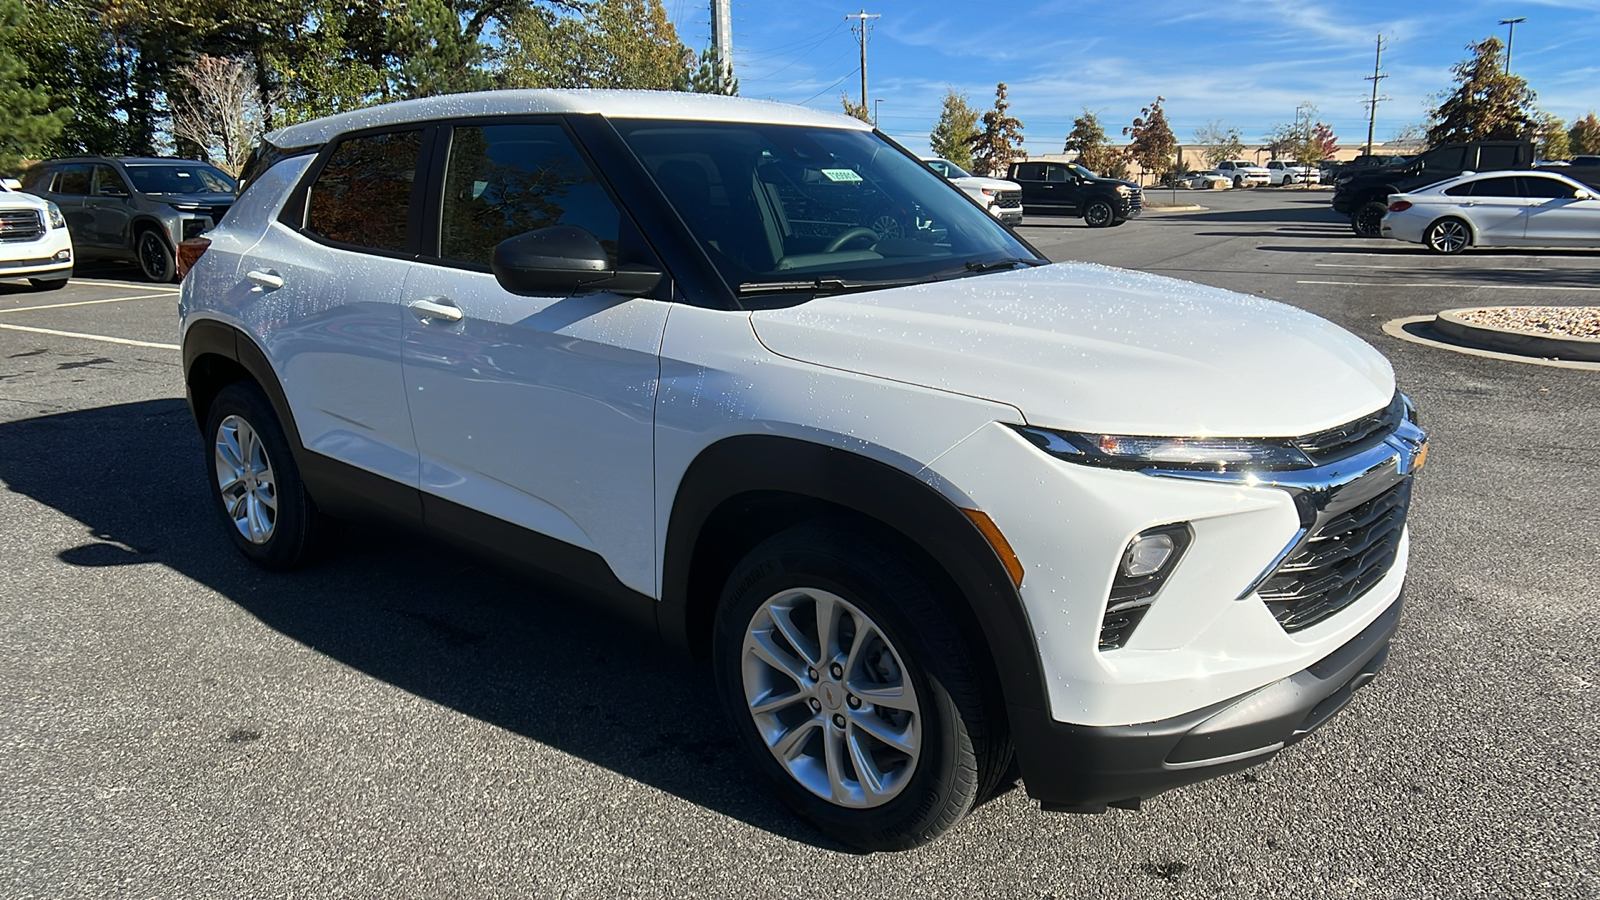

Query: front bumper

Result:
[1013,595,1401,811]
[991,205,1024,225]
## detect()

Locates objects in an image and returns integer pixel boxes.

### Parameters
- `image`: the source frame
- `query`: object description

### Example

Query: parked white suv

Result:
[923,157,1023,224]
[1265,160,1321,186]
[1215,159,1271,188]
[181,90,1426,851]
[0,178,73,290]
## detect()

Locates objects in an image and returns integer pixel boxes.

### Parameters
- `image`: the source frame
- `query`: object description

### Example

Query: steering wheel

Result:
[823,226,879,253]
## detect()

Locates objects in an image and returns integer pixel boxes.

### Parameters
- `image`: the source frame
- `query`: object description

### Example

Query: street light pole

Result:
[1499,17,1527,73]
[873,99,885,127]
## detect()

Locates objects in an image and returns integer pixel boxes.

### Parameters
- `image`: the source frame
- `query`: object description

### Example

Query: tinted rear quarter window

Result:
[307,130,423,252]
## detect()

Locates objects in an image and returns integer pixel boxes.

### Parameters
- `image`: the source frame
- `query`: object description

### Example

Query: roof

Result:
[32,156,213,167]
[267,89,873,148]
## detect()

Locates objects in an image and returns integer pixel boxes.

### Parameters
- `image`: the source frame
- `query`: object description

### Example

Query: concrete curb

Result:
[1382,315,1600,371]
[1139,204,1207,213]
[1435,307,1600,363]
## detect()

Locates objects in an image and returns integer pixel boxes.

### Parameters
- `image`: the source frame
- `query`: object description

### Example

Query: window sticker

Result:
[820,168,862,183]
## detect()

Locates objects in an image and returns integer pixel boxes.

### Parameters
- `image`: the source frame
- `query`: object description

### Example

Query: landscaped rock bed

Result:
[1451,306,1600,339]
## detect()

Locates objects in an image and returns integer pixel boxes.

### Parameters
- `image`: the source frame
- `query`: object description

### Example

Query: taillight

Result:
[1388,200,1412,212]
[176,237,211,280]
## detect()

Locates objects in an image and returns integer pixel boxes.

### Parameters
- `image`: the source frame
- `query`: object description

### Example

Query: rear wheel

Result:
[1425,217,1471,254]
[712,522,1004,851]
[204,381,323,570]
[1351,201,1388,238]
[1083,199,1115,228]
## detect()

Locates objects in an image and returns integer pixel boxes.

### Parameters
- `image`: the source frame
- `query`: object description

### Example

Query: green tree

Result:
[1426,36,1537,146]
[1123,95,1175,182]
[839,92,870,122]
[260,0,383,126]
[0,0,71,171]
[929,87,977,168]
[1569,112,1600,155]
[968,82,1024,176]
[8,0,122,156]
[1532,112,1569,160]
[687,45,737,95]
[500,0,692,90]
[1192,119,1245,167]
[1063,108,1118,173]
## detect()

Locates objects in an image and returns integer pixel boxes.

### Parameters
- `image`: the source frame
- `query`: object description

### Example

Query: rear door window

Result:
[437,123,622,267]
[92,165,129,197]
[54,165,92,195]
[1477,145,1519,171]
[1011,163,1044,181]
[306,129,424,253]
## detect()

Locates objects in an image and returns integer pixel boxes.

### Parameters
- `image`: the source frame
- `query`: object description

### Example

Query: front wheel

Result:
[1083,199,1115,228]
[712,523,1005,851]
[1351,201,1388,238]
[204,381,324,570]
[1283,174,1296,186]
[1233,175,1244,189]
[136,229,176,282]
[1425,217,1471,254]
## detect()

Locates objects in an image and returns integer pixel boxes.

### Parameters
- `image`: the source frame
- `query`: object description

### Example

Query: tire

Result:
[204,381,323,570]
[1283,174,1296,186]
[1233,175,1244,189]
[1424,217,1471,254]
[136,228,176,283]
[1351,201,1388,238]
[1083,199,1115,228]
[1108,218,1128,227]
[712,522,1005,851]
[28,276,69,291]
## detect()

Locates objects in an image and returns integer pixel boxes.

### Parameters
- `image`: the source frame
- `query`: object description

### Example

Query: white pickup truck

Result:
[1265,160,1321,186]
[924,157,1024,224]
[1214,159,1271,188]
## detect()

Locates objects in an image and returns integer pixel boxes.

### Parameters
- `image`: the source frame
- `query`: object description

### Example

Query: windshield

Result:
[932,159,972,178]
[613,120,1038,299]
[1067,164,1099,180]
[124,164,237,194]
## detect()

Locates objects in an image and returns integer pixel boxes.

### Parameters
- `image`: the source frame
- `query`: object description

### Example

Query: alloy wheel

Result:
[1085,202,1113,227]
[138,232,171,281]
[1427,220,1469,254]
[740,587,922,808]
[215,414,278,544]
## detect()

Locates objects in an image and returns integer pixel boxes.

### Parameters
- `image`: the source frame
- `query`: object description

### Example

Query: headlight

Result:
[1013,425,1312,472]
[980,188,995,196]
[46,202,65,229]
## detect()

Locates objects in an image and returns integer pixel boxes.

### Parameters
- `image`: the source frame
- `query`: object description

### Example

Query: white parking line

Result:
[68,279,181,294]
[0,322,179,349]
[1314,263,1553,272]
[0,294,177,315]
[1299,280,1600,292]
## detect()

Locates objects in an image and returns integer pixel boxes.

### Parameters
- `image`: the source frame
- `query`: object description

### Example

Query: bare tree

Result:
[171,56,266,176]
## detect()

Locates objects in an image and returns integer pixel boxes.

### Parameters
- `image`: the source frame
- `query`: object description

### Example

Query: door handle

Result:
[408,297,463,323]
[245,269,283,290]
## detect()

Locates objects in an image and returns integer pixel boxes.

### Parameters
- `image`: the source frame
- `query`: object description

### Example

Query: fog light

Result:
[53,249,71,261]
[1121,532,1176,578]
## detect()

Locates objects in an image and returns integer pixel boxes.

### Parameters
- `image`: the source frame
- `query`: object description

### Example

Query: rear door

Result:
[1453,176,1533,244]
[233,127,427,498]
[48,165,95,247]
[1010,162,1059,214]
[88,164,133,248]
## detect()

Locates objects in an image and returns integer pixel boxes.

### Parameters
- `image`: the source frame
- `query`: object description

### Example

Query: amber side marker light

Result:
[961,508,1024,587]
[176,237,211,281]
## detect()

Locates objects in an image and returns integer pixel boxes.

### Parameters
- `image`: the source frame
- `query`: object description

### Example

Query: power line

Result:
[798,66,861,105]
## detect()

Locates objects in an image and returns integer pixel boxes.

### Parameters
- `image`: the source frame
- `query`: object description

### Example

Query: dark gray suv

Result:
[22,157,236,282]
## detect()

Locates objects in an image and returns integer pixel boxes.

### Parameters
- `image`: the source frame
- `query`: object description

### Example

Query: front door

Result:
[1518,176,1600,246]
[1044,164,1084,215]
[401,120,669,597]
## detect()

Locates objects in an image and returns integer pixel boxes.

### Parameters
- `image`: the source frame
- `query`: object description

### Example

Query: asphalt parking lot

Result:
[2,194,1597,899]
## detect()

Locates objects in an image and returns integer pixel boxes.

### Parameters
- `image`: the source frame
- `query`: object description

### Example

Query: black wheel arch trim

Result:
[659,434,1048,718]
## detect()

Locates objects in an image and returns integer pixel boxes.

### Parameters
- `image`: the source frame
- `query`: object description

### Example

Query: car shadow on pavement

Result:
[0,398,852,850]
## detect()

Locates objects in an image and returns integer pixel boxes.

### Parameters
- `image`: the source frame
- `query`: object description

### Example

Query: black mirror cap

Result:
[491,224,663,297]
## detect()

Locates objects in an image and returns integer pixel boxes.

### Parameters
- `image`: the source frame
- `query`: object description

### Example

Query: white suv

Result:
[923,157,1024,224]
[181,90,1426,851]
[1265,160,1321,186]
[0,179,72,290]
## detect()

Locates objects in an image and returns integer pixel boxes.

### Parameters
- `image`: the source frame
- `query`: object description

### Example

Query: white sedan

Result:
[1187,171,1231,190]
[1381,170,1600,253]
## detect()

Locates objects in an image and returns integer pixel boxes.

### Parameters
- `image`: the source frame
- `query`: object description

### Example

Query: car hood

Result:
[952,176,1021,192]
[1086,175,1141,190]
[750,263,1394,436]
[0,190,48,213]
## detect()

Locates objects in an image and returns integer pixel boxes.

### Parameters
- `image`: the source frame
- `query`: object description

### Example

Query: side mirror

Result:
[491,225,663,298]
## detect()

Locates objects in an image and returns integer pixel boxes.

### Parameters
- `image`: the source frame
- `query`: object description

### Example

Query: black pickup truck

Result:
[1334,141,1535,236]
[1006,161,1142,227]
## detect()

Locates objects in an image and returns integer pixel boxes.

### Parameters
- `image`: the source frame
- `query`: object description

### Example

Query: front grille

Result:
[1295,395,1403,463]
[1258,479,1411,632]
[1127,189,1142,212]
[994,190,1022,208]
[0,210,44,242]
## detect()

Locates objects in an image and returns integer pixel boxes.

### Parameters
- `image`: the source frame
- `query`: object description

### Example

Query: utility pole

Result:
[1499,17,1527,73]
[846,9,880,111]
[1363,34,1390,156]
[711,0,734,84]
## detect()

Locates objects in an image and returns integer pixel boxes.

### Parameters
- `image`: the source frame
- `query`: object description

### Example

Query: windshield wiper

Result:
[736,278,853,295]
[964,257,1046,273]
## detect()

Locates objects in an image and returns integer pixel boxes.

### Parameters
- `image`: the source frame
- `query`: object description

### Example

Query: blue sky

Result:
[666,0,1600,156]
